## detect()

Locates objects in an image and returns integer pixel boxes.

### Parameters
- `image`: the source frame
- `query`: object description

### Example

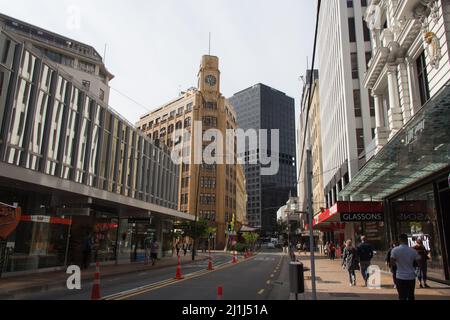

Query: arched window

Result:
[184,117,191,128]
[175,121,182,129]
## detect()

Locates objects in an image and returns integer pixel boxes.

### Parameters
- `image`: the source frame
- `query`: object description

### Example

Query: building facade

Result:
[235,163,248,229]
[229,84,297,236]
[136,56,238,249]
[339,0,450,282]
[317,0,375,242]
[0,13,114,105]
[0,25,186,275]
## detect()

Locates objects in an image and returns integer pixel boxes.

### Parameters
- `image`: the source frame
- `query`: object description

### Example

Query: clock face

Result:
[205,75,217,86]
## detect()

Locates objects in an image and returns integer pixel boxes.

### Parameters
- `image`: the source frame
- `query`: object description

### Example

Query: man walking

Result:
[357,235,373,286]
[150,238,159,266]
[390,234,421,300]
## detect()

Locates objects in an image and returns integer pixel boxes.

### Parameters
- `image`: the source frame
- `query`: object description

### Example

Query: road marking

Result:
[270,274,274,278]
[104,254,259,300]
[266,280,271,284]
[258,289,265,295]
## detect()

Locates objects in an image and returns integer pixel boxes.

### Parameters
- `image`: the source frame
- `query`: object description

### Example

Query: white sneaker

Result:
[349,283,353,287]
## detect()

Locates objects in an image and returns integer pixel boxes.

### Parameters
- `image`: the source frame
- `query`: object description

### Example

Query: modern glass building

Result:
[229,84,297,236]
[0,27,188,275]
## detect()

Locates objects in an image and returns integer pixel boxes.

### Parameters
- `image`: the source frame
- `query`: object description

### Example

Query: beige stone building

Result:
[136,55,238,249]
[235,163,248,229]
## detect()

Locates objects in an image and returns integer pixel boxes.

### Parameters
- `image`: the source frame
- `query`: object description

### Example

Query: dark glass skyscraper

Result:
[229,84,297,236]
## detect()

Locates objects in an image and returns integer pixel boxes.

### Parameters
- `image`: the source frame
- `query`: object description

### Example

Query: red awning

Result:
[313,201,383,226]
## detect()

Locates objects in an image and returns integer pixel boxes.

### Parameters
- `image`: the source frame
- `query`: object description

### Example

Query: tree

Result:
[242,232,259,251]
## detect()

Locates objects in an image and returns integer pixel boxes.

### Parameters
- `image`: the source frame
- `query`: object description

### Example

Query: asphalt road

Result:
[109,250,290,300]
[14,249,291,300]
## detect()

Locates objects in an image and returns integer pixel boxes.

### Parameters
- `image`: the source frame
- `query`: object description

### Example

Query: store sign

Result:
[340,213,384,222]
[396,212,429,222]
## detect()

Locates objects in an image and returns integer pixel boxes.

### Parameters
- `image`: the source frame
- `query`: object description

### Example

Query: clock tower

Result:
[198,55,220,96]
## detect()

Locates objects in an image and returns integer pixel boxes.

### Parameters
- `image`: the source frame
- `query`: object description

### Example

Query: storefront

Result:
[339,83,450,282]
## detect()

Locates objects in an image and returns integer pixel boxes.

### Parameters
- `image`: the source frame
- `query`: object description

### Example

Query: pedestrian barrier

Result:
[207,256,214,270]
[174,255,184,280]
[232,251,238,264]
[91,261,101,300]
[217,286,223,300]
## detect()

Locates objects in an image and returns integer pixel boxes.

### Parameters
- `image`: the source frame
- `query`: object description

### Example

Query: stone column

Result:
[397,61,412,123]
[386,64,404,138]
[406,57,420,117]
[372,93,389,151]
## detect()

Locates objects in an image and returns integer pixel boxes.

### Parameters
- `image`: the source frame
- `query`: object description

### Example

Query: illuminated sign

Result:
[340,213,384,222]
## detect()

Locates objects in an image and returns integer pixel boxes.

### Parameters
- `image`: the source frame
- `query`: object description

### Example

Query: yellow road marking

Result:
[107,254,259,300]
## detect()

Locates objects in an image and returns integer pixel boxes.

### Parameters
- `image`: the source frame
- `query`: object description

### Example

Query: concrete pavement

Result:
[293,253,450,300]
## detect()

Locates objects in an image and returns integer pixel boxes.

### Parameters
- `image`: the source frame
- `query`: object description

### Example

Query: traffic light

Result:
[228,224,232,232]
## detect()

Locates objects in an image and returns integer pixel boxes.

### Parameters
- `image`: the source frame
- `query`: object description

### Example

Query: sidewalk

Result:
[0,254,207,299]
[292,253,450,300]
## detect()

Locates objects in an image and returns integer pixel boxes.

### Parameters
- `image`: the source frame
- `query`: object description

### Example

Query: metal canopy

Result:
[340,81,450,200]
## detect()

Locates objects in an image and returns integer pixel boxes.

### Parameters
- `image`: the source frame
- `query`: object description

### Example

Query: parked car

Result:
[267,242,275,249]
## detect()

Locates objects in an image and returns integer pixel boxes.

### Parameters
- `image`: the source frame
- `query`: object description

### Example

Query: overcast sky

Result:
[0,0,316,125]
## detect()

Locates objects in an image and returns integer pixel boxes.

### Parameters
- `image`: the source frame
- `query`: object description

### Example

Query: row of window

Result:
[200,194,216,205]
[140,103,193,130]
[200,210,216,221]
[0,45,178,208]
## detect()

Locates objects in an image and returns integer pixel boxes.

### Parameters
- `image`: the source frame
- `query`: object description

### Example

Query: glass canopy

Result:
[340,81,450,200]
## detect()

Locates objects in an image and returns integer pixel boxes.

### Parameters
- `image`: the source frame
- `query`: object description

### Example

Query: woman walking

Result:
[342,239,359,287]
[385,241,398,288]
[414,238,430,288]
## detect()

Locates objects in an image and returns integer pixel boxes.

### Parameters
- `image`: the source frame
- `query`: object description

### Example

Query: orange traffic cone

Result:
[91,261,101,300]
[217,286,223,300]
[174,255,184,280]
[232,251,238,264]
[207,256,214,270]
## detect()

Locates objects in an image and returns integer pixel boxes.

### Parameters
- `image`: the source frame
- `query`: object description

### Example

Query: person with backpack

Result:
[342,239,360,286]
[414,238,430,288]
[357,235,374,287]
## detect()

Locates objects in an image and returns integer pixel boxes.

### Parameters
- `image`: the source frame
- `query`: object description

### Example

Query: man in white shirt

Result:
[390,234,421,300]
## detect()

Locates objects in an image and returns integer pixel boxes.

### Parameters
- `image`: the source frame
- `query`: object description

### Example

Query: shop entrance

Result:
[437,181,450,280]
[129,219,155,262]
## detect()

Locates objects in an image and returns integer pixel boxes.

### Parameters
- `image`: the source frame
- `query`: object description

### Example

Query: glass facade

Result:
[0,31,181,274]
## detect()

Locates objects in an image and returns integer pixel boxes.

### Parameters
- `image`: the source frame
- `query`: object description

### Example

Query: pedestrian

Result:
[385,241,398,288]
[150,238,159,266]
[329,241,336,260]
[182,242,187,256]
[342,239,359,287]
[390,234,421,300]
[414,238,430,288]
[175,242,181,256]
[283,240,289,254]
[82,231,93,269]
[324,241,329,257]
[144,234,152,264]
[357,235,374,287]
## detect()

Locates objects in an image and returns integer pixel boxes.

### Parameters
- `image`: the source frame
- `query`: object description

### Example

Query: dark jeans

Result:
[348,270,356,284]
[360,261,371,283]
[396,279,416,300]
[416,264,428,282]
[391,266,397,286]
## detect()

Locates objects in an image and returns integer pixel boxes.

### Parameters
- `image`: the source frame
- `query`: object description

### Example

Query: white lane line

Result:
[258,289,265,295]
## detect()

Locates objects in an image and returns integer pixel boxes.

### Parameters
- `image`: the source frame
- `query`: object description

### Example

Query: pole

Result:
[64,217,72,267]
[306,148,317,300]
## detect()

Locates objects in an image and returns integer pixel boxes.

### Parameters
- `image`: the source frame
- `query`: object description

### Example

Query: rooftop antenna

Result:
[104,43,107,63]
[208,32,211,55]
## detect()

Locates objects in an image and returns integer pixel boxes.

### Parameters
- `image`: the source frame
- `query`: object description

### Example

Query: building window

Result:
[177,107,184,115]
[353,89,362,117]
[351,53,359,79]
[347,0,353,8]
[186,103,193,112]
[416,51,430,106]
[348,18,356,43]
[99,89,105,101]
[170,110,176,118]
[1,39,11,63]
[365,52,372,65]
[369,96,375,117]
[184,117,191,128]
[362,18,371,42]
[82,80,90,91]
[202,116,217,127]
[356,128,364,155]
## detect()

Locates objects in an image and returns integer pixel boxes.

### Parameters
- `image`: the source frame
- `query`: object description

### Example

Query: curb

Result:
[0,256,208,299]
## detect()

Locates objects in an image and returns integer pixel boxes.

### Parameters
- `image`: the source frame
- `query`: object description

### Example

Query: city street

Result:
[9,250,290,300]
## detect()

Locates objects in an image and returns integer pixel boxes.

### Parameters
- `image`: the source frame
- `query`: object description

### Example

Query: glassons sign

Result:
[340,212,384,222]
[338,202,384,222]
